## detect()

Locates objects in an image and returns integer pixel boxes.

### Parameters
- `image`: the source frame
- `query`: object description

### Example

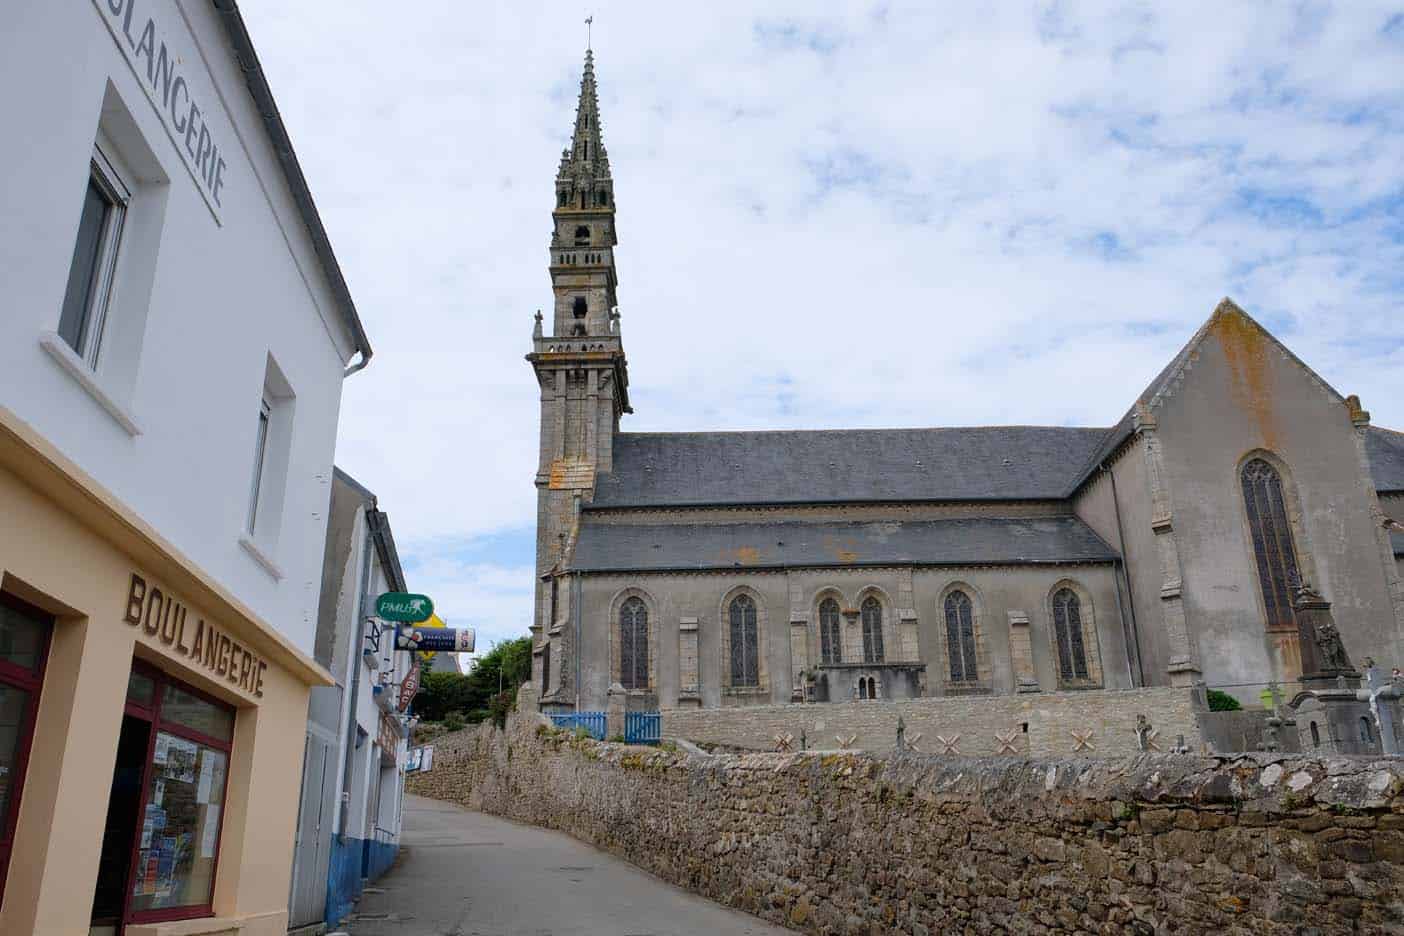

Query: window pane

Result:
[247,404,271,533]
[58,178,113,354]
[130,735,227,911]
[0,602,47,672]
[160,683,234,743]
[127,671,156,707]
[0,683,33,833]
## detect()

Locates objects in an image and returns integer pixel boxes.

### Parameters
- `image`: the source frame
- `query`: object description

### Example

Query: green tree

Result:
[412,635,533,725]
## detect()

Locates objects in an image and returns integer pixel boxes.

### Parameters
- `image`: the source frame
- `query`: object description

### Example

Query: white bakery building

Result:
[0,2,373,934]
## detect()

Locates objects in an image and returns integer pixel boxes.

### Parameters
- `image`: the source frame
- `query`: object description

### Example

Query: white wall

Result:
[326,505,411,843]
[0,1,358,655]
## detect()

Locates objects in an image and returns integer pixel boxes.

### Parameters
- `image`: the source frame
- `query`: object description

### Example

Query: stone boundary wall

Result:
[662,686,1201,757]
[408,712,1404,934]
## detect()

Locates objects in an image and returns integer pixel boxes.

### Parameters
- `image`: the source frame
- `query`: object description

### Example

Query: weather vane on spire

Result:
[585,15,593,51]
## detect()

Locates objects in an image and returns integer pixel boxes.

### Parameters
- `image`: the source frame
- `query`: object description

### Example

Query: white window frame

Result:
[247,396,272,534]
[64,144,131,368]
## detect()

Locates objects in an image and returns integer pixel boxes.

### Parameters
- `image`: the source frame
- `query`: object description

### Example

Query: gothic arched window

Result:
[860,596,884,663]
[572,295,588,319]
[574,225,591,246]
[619,597,648,690]
[944,590,978,683]
[540,642,551,695]
[819,598,842,664]
[1052,588,1089,681]
[729,594,759,687]
[1240,458,1302,632]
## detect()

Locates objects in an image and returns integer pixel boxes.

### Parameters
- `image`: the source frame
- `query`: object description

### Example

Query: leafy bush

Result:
[442,711,466,732]
[1207,688,1242,712]
[411,635,533,723]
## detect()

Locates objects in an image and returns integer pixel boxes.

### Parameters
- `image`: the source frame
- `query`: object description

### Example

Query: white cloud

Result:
[237,1,1404,636]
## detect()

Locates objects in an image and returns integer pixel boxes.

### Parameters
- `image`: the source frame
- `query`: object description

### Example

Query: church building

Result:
[529,51,1404,713]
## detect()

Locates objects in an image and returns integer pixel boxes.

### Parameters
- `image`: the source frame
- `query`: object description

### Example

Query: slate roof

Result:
[588,302,1404,509]
[590,427,1109,508]
[1368,428,1404,494]
[570,516,1118,573]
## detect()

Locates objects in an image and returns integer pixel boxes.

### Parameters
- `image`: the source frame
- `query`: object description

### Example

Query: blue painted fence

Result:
[549,711,606,739]
[625,711,661,745]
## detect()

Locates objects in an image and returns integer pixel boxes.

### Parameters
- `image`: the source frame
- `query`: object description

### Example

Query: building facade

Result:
[288,470,412,931]
[0,3,372,934]
[530,51,1404,716]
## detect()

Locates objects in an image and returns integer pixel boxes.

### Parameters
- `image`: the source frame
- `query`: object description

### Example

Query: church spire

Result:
[557,48,612,202]
[548,47,619,339]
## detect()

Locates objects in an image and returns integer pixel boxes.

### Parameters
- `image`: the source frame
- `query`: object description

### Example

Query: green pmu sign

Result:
[376,592,434,623]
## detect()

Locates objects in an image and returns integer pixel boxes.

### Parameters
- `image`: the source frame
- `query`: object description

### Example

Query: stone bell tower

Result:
[527,48,630,708]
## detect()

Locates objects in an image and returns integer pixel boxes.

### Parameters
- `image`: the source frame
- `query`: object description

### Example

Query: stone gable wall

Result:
[662,685,1201,757]
[408,713,1404,934]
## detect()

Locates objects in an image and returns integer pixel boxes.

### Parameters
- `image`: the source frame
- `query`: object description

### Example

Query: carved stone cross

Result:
[835,734,857,750]
[774,732,794,753]
[995,729,1020,754]
[936,733,961,755]
[1070,729,1096,752]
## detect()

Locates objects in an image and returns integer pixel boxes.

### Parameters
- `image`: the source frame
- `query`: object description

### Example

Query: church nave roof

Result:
[570,516,1118,573]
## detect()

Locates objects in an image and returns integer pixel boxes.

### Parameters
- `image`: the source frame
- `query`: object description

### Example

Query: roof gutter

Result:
[209,1,374,374]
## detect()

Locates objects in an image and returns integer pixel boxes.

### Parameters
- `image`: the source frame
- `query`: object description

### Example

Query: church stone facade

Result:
[529,52,1404,714]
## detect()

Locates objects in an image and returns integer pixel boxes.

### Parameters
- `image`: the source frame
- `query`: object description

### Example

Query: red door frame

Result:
[0,593,53,913]
[116,660,235,931]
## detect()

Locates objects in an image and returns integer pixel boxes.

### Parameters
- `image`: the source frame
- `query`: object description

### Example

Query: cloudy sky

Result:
[238,1,1404,664]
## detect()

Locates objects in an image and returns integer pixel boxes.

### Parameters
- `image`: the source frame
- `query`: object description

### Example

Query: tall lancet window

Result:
[1052,588,1089,680]
[819,598,842,665]
[619,597,648,690]
[944,590,978,683]
[1241,458,1302,631]
[861,597,884,663]
[729,594,759,687]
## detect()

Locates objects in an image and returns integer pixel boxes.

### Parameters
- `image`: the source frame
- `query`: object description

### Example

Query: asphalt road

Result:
[339,794,791,936]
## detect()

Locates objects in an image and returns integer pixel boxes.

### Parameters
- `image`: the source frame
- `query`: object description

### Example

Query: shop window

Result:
[126,669,156,707]
[91,664,234,929]
[0,595,52,913]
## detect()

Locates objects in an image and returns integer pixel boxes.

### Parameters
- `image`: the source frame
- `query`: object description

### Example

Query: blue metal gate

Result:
[624,711,661,745]
[549,712,606,739]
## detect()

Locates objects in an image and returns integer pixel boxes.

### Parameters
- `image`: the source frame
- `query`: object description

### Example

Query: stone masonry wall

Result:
[409,711,1404,935]
[662,686,1202,757]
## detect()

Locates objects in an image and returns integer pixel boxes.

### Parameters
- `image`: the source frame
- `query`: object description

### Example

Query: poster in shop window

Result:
[200,805,221,858]
[164,737,198,783]
[197,758,213,804]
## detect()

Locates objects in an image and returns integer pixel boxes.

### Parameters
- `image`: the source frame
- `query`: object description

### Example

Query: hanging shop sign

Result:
[416,613,447,660]
[375,592,434,623]
[398,660,421,711]
[378,714,398,766]
[395,626,475,654]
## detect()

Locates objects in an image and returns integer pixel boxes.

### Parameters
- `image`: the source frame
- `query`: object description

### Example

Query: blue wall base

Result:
[325,836,401,926]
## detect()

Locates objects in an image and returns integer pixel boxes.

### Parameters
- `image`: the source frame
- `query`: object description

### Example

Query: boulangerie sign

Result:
[91,0,230,222]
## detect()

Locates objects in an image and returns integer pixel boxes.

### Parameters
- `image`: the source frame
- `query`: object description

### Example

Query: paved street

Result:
[341,794,791,936]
